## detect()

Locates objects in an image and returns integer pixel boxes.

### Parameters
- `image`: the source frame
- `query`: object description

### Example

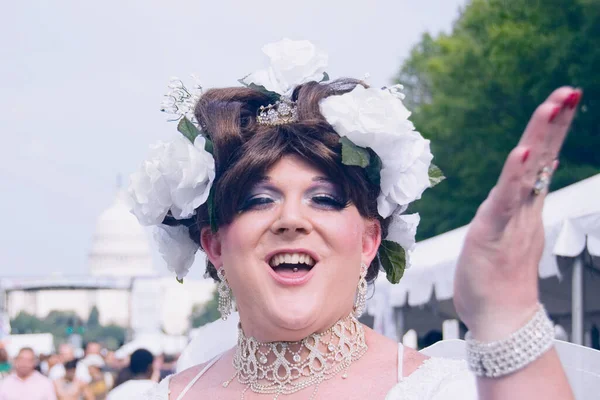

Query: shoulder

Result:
[363,327,430,377]
[402,345,430,376]
[34,371,54,385]
[111,380,157,399]
[142,361,214,400]
[168,361,217,399]
[386,357,477,400]
[0,373,15,385]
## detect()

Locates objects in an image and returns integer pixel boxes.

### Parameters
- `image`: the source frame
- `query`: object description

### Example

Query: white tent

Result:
[3,333,54,357]
[114,333,188,359]
[369,173,600,344]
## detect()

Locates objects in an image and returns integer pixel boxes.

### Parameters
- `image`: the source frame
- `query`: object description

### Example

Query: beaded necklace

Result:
[223,314,368,399]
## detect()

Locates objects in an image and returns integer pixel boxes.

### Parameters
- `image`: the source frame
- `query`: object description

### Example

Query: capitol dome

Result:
[88,189,156,277]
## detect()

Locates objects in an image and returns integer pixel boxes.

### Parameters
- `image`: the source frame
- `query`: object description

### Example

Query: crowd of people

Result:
[0,342,178,400]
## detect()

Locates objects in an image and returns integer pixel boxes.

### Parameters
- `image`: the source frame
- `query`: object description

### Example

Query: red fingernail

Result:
[564,92,581,109]
[522,149,530,163]
[548,105,561,123]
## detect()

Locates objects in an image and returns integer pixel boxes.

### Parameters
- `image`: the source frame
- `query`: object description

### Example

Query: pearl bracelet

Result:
[465,304,555,378]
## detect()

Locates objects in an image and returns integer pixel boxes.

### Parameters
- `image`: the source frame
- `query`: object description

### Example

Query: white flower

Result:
[377,138,432,218]
[128,135,215,226]
[242,38,328,95]
[319,85,433,218]
[386,212,420,252]
[161,75,203,123]
[319,86,414,156]
[154,225,199,280]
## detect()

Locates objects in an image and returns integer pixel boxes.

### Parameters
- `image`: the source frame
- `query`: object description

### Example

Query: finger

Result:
[545,89,582,157]
[524,88,581,210]
[518,87,581,168]
[479,146,530,231]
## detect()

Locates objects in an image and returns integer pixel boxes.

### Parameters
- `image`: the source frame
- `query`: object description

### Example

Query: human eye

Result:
[238,194,275,212]
[311,193,349,210]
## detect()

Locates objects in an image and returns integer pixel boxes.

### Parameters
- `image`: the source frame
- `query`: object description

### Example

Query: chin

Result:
[267,295,323,338]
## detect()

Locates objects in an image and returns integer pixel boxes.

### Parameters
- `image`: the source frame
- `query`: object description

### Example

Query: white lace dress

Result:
[143,344,477,400]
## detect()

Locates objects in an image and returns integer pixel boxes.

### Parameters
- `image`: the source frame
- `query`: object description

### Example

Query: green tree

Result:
[397,0,600,239]
[10,309,126,350]
[190,289,220,328]
[87,306,100,328]
[10,312,47,334]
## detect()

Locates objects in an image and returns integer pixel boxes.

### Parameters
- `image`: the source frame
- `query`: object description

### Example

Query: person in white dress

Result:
[107,349,157,400]
[128,39,579,399]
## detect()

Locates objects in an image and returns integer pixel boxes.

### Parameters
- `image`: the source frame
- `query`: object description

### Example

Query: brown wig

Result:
[167,79,390,283]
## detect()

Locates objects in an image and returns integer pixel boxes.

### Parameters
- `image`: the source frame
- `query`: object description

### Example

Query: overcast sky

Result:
[0,0,467,279]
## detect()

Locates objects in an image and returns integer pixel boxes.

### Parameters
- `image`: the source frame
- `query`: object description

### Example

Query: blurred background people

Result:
[48,344,74,380]
[54,359,93,400]
[84,342,102,358]
[107,349,156,400]
[0,347,56,400]
[82,354,110,400]
[158,354,176,381]
[0,347,10,380]
[111,366,131,390]
[49,344,91,383]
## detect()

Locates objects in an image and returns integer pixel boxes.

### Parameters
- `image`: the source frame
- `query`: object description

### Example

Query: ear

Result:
[362,219,382,265]
[200,227,223,268]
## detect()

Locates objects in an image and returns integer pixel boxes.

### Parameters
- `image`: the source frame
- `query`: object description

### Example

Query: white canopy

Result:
[3,333,54,357]
[372,173,600,308]
[114,333,188,359]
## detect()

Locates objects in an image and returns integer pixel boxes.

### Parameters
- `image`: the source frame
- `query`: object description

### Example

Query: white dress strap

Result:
[175,353,223,400]
[397,343,404,382]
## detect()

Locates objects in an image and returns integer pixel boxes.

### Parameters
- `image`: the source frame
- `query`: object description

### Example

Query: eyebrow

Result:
[312,176,335,184]
[256,175,334,184]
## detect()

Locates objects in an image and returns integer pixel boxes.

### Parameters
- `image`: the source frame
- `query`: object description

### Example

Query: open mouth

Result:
[268,252,316,278]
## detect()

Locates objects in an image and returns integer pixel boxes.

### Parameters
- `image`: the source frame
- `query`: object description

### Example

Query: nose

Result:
[270,199,313,237]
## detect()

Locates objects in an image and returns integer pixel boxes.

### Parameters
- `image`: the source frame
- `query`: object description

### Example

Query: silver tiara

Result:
[257,97,298,126]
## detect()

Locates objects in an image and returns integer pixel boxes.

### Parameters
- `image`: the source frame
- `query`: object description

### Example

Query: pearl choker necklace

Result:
[223,314,368,399]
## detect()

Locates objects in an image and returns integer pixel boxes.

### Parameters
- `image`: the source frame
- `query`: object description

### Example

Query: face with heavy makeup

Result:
[202,155,381,342]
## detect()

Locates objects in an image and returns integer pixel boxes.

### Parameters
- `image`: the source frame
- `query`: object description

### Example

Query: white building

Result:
[2,189,214,337]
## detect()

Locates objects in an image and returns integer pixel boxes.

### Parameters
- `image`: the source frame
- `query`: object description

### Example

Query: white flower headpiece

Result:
[128,38,444,284]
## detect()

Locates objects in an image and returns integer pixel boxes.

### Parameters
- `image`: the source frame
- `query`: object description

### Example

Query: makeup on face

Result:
[238,176,350,213]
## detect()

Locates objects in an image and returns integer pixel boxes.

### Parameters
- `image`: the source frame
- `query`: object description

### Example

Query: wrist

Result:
[465,304,555,378]
[467,303,541,342]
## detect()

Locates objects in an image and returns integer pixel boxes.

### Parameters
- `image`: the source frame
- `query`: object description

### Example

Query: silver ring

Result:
[533,166,553,195]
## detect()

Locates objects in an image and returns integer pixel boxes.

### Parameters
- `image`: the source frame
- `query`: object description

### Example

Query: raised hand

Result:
[453,87,582,341]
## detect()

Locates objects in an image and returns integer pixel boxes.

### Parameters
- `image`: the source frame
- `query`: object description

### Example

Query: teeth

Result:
[269,252,316,267]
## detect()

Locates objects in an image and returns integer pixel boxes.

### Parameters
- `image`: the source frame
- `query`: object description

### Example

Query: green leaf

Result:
[366,150,382,187]
[428,164,445,187]
[207,188,218,233]
[176,277,184,284]
[204,137,214,155]
[379,240,406,284]
[238,77,280,101]
[339,137,370,168]
[321,72,330,82]
[177,117,201,143]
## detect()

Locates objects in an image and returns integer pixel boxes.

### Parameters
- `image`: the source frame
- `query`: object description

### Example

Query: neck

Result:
[238,308,353,343]
[17,371,33,380]
[228,313,368,395]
